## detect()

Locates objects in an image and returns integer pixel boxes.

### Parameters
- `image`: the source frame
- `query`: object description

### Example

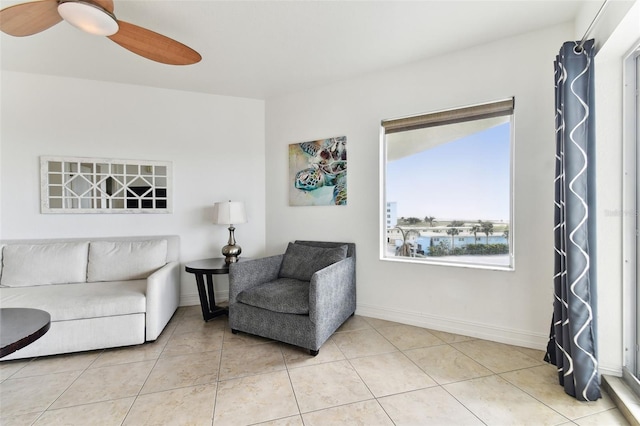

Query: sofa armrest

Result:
[145,261,180,341]
[229,255,283,303]
[309,256,356,324]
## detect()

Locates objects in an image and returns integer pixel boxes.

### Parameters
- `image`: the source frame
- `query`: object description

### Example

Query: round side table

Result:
[185,257,249,321]
[0,308,51,358]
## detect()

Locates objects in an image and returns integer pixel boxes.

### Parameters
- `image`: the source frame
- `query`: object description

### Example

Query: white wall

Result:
[266,24,572,353]
[0,72,266,304]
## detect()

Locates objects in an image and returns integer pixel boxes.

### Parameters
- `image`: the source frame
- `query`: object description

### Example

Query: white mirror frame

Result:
[40,156,173,214]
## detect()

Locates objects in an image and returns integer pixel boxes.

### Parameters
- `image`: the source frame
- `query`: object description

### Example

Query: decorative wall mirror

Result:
[40,156,172,214]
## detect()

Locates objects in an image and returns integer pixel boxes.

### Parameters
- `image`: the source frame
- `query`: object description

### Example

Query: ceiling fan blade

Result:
[90,0,114,13]
[0,0,61,37]
[108,20,201,65]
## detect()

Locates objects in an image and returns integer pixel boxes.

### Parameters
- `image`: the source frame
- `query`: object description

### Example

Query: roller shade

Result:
[382,98,514,134]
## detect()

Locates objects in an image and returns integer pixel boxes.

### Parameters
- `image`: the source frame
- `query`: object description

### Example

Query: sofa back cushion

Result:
[88,239,167,282]
[1,242,89,287]
[279,242,348,281]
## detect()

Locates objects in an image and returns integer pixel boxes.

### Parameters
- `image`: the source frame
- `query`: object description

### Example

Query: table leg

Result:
[194,273,210,321]
[205,273,216,312]
[194,272,228,322]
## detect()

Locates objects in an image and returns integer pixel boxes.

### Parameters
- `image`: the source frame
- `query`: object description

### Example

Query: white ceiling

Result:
[0,0,586,100]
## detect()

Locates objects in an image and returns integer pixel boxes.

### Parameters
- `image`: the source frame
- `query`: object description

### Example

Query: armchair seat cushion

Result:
[236,278,310,315]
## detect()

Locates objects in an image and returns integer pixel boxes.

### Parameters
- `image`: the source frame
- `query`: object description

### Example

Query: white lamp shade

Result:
[212,201,247,225]
[57,1,119,36]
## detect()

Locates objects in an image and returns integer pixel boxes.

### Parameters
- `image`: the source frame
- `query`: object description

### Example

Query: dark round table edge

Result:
[0,308,51,358]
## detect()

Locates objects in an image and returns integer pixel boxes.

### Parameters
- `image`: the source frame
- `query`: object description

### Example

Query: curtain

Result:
[545,39,600,402]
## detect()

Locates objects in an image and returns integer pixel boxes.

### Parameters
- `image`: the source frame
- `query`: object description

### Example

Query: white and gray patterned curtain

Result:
[545,39,600,401]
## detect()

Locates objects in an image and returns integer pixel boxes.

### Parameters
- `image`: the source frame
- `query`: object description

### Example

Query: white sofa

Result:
[0,235,180,361]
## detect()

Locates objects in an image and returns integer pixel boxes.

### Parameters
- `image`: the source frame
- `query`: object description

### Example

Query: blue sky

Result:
[386,122,511,222]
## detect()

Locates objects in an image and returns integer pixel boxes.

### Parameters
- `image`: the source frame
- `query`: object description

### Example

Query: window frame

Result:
[379,98,515,271]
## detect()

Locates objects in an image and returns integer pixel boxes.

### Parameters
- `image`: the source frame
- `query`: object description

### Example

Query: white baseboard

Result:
[180,291,229,307]
[356,302,548,350]
[179,293,199,307]
[600,365,624,376]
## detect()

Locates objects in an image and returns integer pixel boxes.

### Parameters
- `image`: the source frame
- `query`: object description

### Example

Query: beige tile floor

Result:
[0,306,630,425]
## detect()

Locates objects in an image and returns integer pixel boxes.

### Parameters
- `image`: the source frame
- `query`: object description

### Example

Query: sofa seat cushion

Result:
[0,280,146,321]
[236,278,309,315]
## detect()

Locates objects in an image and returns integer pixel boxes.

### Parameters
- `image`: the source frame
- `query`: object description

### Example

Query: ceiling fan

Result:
[0,0,201,65]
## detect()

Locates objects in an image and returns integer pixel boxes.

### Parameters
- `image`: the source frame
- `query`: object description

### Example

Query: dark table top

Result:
[185,257,251,274]
[0,308,51,358]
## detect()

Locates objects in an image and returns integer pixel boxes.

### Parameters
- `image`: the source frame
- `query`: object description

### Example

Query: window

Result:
[41,156,172,213]
[381,99,514,269]
[623,47,640,395]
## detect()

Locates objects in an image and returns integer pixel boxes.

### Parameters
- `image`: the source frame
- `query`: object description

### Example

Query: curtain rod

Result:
[576,0,609,52]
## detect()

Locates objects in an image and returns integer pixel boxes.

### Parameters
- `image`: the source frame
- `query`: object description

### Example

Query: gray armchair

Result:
[229,240,356,355]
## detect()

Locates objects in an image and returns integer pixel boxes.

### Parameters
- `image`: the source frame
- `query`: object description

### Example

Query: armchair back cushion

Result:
[87,239,168,282]
[278,242,348,281]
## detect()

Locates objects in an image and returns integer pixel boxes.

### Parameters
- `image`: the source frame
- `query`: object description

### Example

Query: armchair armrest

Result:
[309,256,356,324]
[145,261,180,341]
[229,255,283,303]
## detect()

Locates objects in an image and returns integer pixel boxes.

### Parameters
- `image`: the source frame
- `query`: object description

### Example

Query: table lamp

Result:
[212,201,247,264]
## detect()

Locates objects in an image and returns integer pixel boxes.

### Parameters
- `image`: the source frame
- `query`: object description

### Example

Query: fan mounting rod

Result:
[57,0,118,36]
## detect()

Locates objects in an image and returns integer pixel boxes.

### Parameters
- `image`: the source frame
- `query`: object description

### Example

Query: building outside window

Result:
[385,201,398,229]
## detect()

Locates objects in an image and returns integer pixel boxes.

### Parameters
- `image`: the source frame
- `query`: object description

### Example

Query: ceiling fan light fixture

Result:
[57,0,118,36]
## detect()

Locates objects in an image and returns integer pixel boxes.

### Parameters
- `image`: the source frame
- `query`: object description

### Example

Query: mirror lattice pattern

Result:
[41,157,172,213]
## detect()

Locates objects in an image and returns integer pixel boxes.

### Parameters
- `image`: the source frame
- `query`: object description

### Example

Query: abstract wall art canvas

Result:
[289,136,347,206]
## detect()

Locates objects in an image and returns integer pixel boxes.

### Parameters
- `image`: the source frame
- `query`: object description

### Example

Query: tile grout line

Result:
[1,356,36,383]
[348,319,433,425]
[210,327,225,426]
[120,308,182,426]
[282,345,305,425]
[30,348,107,424]
[368,322,519,426]
[344,350,397,425]
[437,378,490,426]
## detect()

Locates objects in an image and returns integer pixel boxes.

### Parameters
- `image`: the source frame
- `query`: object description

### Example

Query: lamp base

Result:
[222,244,242,264]
[222,225,242,264]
